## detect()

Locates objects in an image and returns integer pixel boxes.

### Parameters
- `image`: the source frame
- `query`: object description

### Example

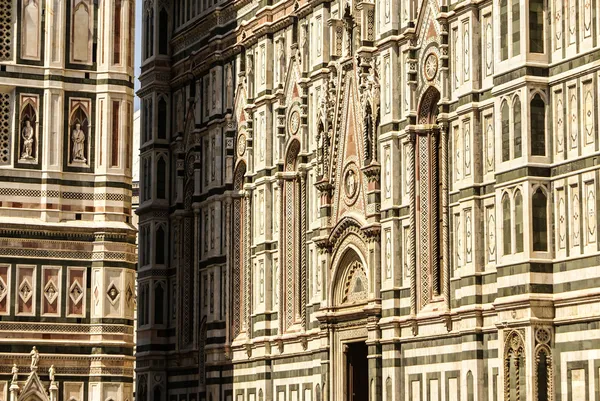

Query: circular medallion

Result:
[237,133,247,156]
[343,164,360,206]
[535,328,551,344]
[424,53,438,81]
[289,110,300,135]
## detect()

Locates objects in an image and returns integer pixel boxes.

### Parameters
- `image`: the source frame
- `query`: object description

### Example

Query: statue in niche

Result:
[70,105,89,164]
[72,123,87,162]
[246,55,254,97]
[278,39,285,86]
[225,65,233,109]
[211,71,217,109]
[21,120,35,159]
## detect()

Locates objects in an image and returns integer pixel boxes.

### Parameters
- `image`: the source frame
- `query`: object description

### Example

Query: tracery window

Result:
[532,188,548,251]
[513,96,522,158]
[514,190,524,253]
[152,386,161,401]
[159,8,169,55]
[512,0,520,56]
[155,225,165,264]
[144,7,154,59]
[501,101,510,162]
[529,0,544,53]
[500,0,508,60]
[154,282,164,324]
[531,94,546,156]
[157,157,166,199]
[502,193,512,256]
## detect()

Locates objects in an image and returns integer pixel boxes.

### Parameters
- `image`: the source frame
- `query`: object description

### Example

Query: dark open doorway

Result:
[346,341,368,401]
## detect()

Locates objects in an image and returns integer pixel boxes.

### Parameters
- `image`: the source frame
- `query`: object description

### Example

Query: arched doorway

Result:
[327,240,371,401]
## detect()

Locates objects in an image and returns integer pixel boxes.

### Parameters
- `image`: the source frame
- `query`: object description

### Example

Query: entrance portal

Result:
[345,341,368,401]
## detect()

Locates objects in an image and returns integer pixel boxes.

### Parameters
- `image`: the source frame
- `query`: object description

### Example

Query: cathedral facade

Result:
[138,0,600,400]
[0,1,136,401]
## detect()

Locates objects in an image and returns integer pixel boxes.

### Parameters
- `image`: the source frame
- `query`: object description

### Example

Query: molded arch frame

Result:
[328,221,370,307]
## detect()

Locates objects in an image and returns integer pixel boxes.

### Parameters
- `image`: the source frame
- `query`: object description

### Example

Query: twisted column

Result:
[431,132,439,297]
[244,191,252,336]
[441,123,450,310]
[300,171,307,330]
[408,133,417,316]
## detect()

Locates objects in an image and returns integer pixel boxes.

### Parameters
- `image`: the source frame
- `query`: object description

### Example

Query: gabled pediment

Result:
[20,371,50,401]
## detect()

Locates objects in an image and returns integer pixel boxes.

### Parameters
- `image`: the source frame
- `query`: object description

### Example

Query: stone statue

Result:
[225,65,233,108]
[72,123,87,162]
[278,39,286,85]
[30,346,39,371]
[49,365,56,382]
[21,120,34,159]
[11,363,18,383]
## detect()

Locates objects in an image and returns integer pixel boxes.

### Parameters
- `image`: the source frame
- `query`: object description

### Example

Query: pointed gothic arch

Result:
[417,86,440,125]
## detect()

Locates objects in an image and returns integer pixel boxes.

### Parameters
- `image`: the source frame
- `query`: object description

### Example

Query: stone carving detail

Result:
[555,0,563,49]
[569,90,577,148]
[584,0,592,37]
[424,53,438,81]
[30,346,39,371]
[584,87,594,144]
[107,283,120,304]
[504,330,526,401]
[19,278,33,303]
[485,115,494,172]
[487,207,496,262]
[586,182,596,244]
[385,230,392,279]
[558,190,566,249]
[465,209,472,263]
[44,280,59,304]
[572,188,580,247]
[464,121,471,176]
[484,17,493,76]
[69,279,84,304]
[568,0,576,44]
[342,261,368,304]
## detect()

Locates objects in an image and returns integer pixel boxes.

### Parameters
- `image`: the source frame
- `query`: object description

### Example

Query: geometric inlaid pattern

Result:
[69,280,84,304]
[18,278,33,303]
[0,93,10,165]
[106,283,120,305]
[44,279,59,304]
[0,0,12,61]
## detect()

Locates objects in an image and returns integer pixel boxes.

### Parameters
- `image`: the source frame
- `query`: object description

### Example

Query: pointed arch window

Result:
[514,190,524,253]
[500,0,509,60]
[154,283,164,324]
[532,188,548,251]
[512,0,521,56]
[157,157,166,199]
[536,347,551,401]
[155,225,165,264]
[72,0,91,63]
[529,0,544,53]
[501,101,510,162]
[158,97,167,139]
[513,96,522,158]
[503,193,512,255]
[152,386,161,401]
[159,8,169,55]
[113,0,122,64]
[145,8,154,59]
[531,94,546,156]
